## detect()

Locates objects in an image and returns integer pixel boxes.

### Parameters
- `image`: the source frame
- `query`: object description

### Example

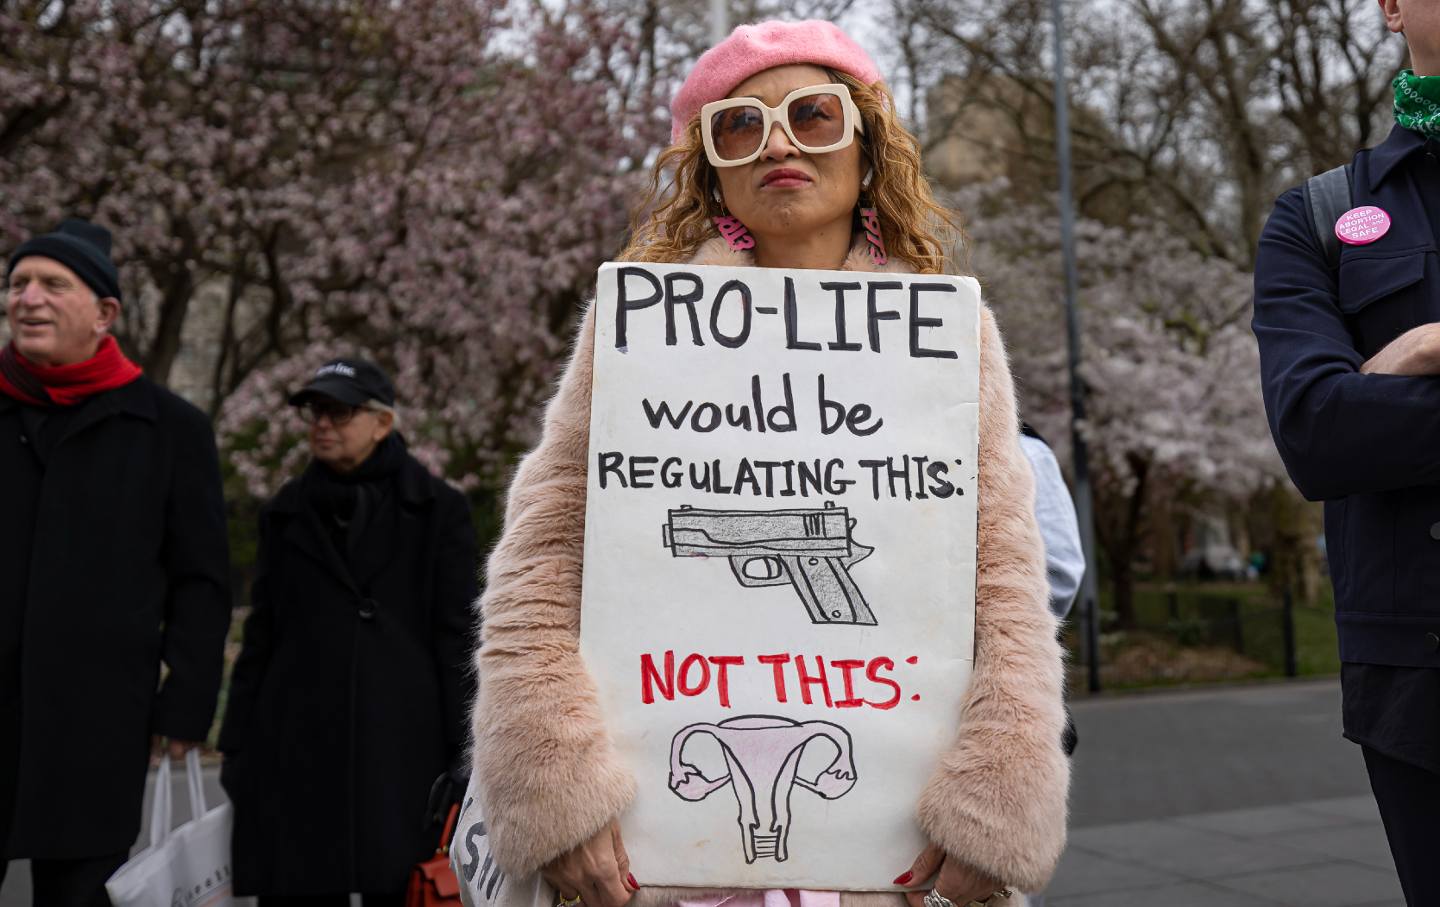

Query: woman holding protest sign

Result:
[463,19,1067,907]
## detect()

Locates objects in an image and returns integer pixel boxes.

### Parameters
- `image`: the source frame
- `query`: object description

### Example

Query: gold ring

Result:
[557,894,582,907]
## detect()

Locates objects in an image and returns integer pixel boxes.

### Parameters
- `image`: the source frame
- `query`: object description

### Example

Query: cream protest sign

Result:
[578,261,981,890]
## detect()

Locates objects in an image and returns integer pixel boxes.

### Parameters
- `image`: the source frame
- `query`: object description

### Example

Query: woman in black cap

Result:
[219,358,478,906]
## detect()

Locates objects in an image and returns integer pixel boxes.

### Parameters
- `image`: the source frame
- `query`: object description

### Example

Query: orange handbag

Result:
[405,803,462,907]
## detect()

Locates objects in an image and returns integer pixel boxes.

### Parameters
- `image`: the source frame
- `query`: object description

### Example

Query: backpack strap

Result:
[1303,163,1354,270]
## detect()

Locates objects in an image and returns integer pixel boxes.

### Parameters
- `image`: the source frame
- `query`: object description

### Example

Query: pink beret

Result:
[670,20,883,144]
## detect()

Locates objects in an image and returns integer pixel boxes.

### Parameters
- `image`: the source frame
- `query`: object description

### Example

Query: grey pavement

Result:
[0,679,1401,907]
[1048,678,1401,906]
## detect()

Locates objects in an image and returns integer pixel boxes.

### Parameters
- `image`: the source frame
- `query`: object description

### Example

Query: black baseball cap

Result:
[288,358,396,408]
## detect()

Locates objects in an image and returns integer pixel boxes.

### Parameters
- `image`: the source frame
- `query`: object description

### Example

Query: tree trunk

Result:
[1103,452,1153,629]
[1149,482,1178,580]
[141,221,198,386]
[141,263,195,387]
[1112,556,1137,630]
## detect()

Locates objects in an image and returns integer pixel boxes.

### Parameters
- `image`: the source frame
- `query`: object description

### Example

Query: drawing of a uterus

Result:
[668,715,858,863]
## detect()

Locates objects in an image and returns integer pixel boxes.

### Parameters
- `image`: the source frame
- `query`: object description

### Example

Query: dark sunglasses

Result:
[296,400,368,426]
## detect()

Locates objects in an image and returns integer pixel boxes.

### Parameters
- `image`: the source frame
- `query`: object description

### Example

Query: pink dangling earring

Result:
[713,214,755,252]
[859,206,888,265]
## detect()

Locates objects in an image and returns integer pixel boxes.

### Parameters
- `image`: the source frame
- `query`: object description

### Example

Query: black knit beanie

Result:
[7,218,122,302]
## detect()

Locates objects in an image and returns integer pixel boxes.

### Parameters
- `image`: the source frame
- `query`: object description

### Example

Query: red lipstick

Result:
[761,168,812,188]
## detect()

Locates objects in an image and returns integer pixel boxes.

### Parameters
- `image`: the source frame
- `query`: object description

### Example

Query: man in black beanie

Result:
[0,218,231,906]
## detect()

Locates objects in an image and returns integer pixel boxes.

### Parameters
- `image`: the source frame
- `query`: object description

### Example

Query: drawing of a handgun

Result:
[660,502,877,626]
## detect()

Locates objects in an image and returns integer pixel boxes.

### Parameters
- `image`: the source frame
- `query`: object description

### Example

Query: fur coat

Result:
[467,236,1070,904]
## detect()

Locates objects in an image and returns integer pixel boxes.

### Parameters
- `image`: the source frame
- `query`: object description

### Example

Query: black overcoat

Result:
[218,448,478,897]
[0,379,231,859]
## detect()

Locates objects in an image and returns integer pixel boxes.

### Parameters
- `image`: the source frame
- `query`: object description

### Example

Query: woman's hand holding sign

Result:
[896,843,1007,907]
[542,819,639,907]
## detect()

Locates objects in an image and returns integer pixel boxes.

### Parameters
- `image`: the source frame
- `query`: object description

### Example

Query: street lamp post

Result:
[1050,0,1103,693]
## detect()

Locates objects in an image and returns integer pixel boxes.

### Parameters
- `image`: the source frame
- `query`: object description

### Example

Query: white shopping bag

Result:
[450,772,549,907]
[106,748,236,907]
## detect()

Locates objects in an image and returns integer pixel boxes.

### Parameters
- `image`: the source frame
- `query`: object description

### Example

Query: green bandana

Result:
[1394,70,1440,139]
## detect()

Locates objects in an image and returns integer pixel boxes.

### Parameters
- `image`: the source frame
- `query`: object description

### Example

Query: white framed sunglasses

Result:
[700,83,864,167]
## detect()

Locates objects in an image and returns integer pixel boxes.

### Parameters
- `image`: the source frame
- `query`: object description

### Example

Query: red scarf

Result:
[0,336,144,407]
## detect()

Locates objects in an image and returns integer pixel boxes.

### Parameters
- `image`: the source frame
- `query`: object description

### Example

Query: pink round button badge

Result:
[1335,206,1392,246]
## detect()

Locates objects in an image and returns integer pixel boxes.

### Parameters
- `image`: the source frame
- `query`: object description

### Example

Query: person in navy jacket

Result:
[1254,3,1440,901]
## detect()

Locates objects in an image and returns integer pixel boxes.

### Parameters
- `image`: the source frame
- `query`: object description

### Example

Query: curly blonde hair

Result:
[618,71,965,275]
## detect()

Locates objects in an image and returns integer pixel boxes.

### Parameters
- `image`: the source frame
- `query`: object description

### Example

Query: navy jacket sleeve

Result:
[1254,187,1440,500]
[152,400,233,741]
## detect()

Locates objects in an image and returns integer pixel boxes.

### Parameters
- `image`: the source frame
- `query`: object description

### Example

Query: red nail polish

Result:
[627,873,640,889]
[893,872,913,885]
